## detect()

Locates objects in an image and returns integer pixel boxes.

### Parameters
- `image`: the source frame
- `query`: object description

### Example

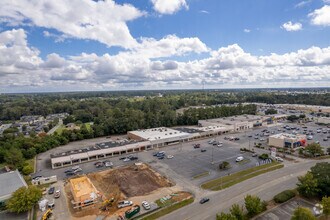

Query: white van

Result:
[236,156,244,162]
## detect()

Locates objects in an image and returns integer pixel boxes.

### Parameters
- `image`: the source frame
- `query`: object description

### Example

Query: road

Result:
[159,158,330,220]
[47,119,63,135]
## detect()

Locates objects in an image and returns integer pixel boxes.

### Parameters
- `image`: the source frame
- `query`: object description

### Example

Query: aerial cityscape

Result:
[0,1,330,220]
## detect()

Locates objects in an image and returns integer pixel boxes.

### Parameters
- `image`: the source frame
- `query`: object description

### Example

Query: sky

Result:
[0,0,330,93]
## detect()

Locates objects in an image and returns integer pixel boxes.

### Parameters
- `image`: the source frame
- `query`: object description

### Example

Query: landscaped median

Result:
[139,196,194,220]
[201,162,284,191]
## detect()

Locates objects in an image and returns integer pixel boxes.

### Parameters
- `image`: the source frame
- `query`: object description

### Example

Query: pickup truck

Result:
[117,200,133,208]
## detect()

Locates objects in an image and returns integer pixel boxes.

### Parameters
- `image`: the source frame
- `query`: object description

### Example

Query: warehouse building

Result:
[198,115,269,131]
[0,170,27,206]
[268,133,307,149]
[317,117,330,125]
[127,127,191,147]
[51,140,151,169]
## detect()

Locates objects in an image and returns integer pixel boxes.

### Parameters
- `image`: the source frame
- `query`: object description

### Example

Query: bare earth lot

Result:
[88,164,173,198]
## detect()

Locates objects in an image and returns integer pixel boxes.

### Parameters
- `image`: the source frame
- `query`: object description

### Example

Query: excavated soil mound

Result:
[88,164,173,198]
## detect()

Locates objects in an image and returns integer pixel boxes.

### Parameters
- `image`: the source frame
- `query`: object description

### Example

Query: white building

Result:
[268,133,307,149]
[127,127,191,147]
[317,117,330,125]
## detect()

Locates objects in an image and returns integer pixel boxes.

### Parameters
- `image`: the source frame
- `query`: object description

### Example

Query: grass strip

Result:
[201,162,280,190]
[192,171,210,179]
[210,164,284,191]
[141,197,194,220]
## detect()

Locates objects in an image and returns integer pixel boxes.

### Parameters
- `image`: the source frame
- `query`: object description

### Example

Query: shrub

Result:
[273,190,296,203]
[219,161,230,170]
[258,153,269,160]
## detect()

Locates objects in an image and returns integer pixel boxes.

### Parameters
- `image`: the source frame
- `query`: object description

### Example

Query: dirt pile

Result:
[88,164,173,198]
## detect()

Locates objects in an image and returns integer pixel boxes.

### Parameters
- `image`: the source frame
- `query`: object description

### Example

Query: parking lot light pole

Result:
[211,145,214,164]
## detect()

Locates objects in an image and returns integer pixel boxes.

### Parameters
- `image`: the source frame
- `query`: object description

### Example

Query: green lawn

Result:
[141,198,194,220]
[192,171,210,179]
[201,162,283,191]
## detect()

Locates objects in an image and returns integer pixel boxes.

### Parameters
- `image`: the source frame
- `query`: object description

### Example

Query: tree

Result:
[291,207,316,220]
[310,162,330,197]
[230,203,245,220]
[244,194,265,217]
[287,115,299,122]
[5,148,24,169]
[7,186,42,213]
[265,108,277,115]
[305,143,323,157]
[216,212,237,220]
[297,172,319,198]
[22,164,33,175]
[322,196,330,217]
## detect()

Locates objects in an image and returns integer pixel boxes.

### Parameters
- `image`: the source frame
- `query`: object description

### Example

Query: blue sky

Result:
[0,0,330,92]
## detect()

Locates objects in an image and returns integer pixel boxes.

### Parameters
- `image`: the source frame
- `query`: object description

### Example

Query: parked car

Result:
[217,143,223,147]
[54,190,61,198]
[119,156,127,160]
[167,155,174,159]
[123,158,131,162]
[73,167,82,173]
[142,201,151,210]
[130,156,138,160]
[193,144,201,148]
[201,149,207,152]
[199,197,210,204]
[47,200,55,208]
[307,135,313,140]
[117,200,133,208]
[275,157,284,162]
[103,161,113,167]
[234,137,240,141]
[323,138,328,141]
[95,162,104,168]
[66,171,75,176]
[236,156,244,162]
[252,153,258,157]
[158,156,164,159]
[72,165,80,170]
[48,187,55,195]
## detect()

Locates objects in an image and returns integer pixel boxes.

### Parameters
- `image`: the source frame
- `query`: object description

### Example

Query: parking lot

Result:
[33,121,330,186]
[255,197,315,220]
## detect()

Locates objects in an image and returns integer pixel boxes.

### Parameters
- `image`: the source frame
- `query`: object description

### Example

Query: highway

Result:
[159,158,330,220]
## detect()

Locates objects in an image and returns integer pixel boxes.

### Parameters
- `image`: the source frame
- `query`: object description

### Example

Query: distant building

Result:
[0,170,27,205]
[317,117,330,125]
[268,133,307,148]
[128,127,190,146]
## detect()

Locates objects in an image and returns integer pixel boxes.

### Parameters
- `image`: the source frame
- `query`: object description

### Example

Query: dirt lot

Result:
[88,163,173,198]
[65,163,175,219]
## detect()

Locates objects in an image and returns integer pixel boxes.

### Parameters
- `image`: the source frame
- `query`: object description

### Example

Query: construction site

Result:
[65,163,175,218]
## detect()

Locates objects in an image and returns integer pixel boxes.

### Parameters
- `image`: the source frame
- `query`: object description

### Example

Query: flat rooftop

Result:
[50,139,144,158]
[270,133,306,140]
[200,114,267,125]
[0,170,27,201]
[128,127,190,141]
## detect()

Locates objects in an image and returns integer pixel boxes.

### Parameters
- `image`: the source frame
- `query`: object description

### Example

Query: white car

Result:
[104,161,113,167]
[167,155,174,159]
[275,157,284,162]
[72,165,80,170]
[117,200,133,208]
[307,135,313,140]
[123,158,130,162]
[217,143,223,147]
[236,156,244,162]
[142,201,151,210]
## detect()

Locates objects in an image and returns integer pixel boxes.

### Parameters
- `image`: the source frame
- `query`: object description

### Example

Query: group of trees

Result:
[216,194,266,219]
[297,162,330,198]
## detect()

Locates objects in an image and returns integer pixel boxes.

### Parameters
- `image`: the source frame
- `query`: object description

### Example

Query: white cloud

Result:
[0,0,145,49]
[199,10,209,14]
[309,5,330,26]
[281,21,302,31]
[323,0,330,4]
[1,29,330,92]
[134,35,209,58]
[151,0,188,14]
[244,29,251,33]
[294,0,311,8]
